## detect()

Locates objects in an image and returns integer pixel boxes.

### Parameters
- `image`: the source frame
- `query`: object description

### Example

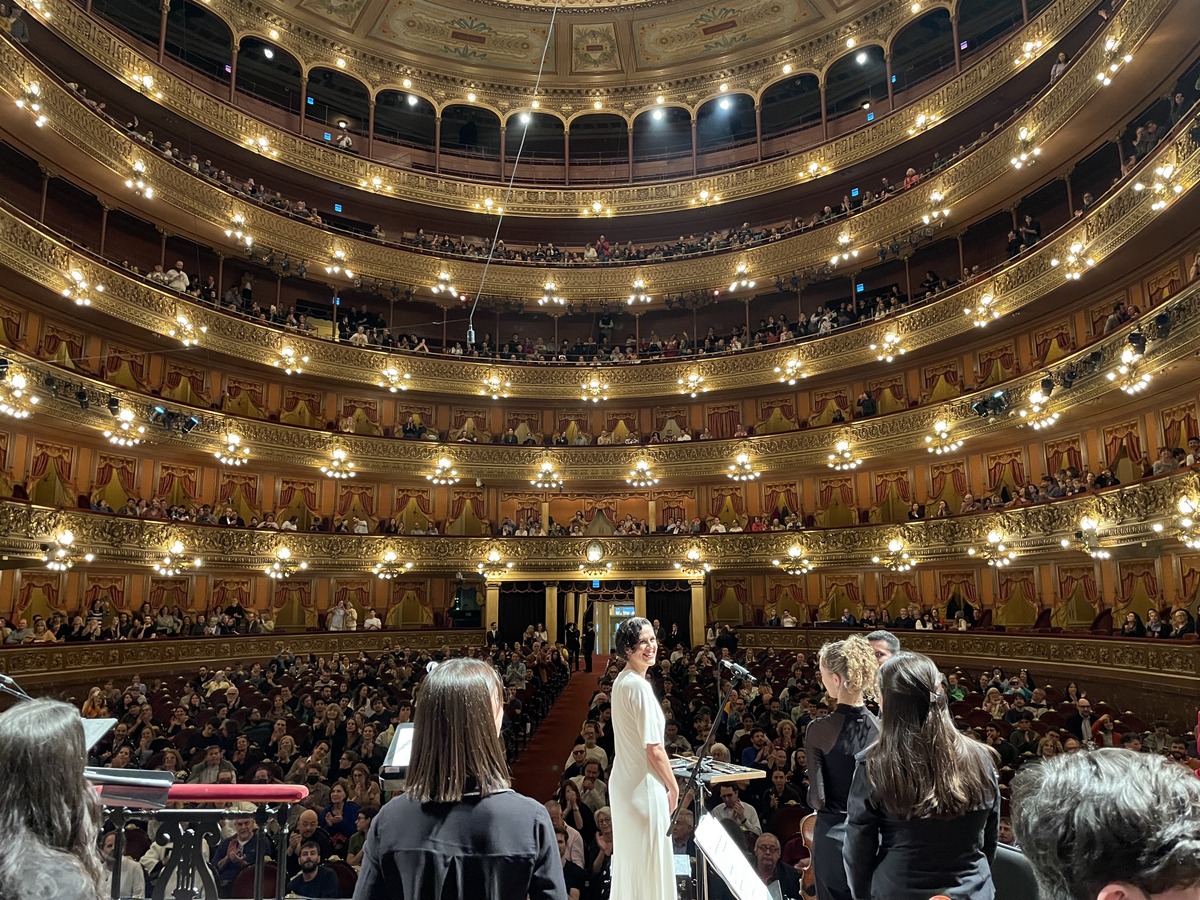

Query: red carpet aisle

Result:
[510,655,607,801]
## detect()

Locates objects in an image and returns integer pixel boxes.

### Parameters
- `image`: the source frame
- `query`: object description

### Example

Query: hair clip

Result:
[929,690,941,703]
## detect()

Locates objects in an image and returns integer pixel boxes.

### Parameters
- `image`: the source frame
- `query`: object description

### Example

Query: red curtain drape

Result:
[760,398,796,421]
[999,569,1037,604]
[227,379,264,407]
[711,487,745,518]
[149,578,188,607]
[284,392,321,416]
[1105,427,1144,466]
[819,477,854,508]
[106,349,147,384]
[158,465,198,501]
[941,572,979,605]
[874,471,911,504]
[1061,568,1099,606]
[164,367,207,396]
[884,578,918,609]
[395,488,433,516]
[1120,564,1158,601]
[213,579,251,607]
[707,407,739,438]
[337,484,376,517]
[334,581,369,608]
[765,483,800,516]
[1045,440,1083,474]
[96,455,136,494]
[83,579,122,608]
[220,473,259,508]
[273,580,314,610]
[31,444,72,481]
[1163,405,1198,450]
[279,480,318,510]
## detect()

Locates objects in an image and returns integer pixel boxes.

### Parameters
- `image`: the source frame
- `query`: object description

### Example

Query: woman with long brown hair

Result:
[353,658,565,899]
[844,651,1000,900]
[805,635,880,900]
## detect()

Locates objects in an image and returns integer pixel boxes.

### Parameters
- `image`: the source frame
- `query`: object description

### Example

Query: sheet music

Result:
[694,814,771,900]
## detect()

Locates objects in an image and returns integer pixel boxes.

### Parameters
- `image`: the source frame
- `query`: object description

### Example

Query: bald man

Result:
[285,809,333,877]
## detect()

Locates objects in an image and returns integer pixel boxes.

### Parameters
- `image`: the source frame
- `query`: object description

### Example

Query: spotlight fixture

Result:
[532,459,564,490]
[828,439,860,470]
[964,292,1000,327]
[15,82,47,127]
[727,451,759,481]
[74,388,89,409]
[1050,241,1095,280]
[274,347,309,375]
[728,263,756,292]
[1010,126,1041,169]
[480,371,511,400]
[774,357,808,385]
[678,371,707,398]
[320,447,356,479]
[431,271,459,298]
[773,545,814,576]
[264,546,308,579]
[154,540,202,576]
[62,269,104,306]
[925,420,964,454]
[580,372,609,403]
[427,456,460,486]
[104,407,146,446]
[477,548,513,580]
[869,331,906,362]
[373,550,413,580]
[872,538,915,572]
[627,277,650,305]
[377,363,411,392]
[626,459,658,487]
[124,160,154,198]
[674,547,712,577]
[42,531,94,571]
[215,432,250,466]
[168,313,207,347]
[539,279,564,306]
[1133,164,1183,212]
[0,372,39,419]
[971,390,1012,418]
[967,529,1017,567]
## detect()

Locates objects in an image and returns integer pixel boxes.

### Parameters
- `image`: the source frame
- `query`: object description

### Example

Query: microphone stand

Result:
[667,658,750,900]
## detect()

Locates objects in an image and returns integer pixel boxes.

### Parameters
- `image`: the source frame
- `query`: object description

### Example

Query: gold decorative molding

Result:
[3,217,1200,481]
[23,0,1104,212]
[0,469,1195,573]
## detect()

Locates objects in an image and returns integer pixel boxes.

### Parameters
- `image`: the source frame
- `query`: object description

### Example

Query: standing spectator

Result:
[1049,51,1069,82]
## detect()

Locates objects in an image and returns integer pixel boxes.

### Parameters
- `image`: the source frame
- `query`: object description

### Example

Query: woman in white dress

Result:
[610,617,678,900]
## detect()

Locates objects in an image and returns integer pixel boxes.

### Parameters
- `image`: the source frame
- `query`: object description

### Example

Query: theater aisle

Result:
[510,655,605,801]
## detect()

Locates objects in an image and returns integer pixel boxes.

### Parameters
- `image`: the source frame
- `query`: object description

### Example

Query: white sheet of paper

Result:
[695,814,772,900]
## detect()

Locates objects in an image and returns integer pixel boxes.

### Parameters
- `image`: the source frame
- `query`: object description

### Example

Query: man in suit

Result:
[1064,697,1096,743]
[485,621,499,647]
[752,833,801,897]
[581,623,595,671]
[564,622,581,672]
[1013,749,1200,900]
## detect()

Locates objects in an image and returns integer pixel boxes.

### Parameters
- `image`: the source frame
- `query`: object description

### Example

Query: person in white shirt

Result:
[280,516,298,532]
[352,517,369,534]
[712,784,761,836]
[344,605,358,631]
[544,801,585,868]
[101,831,145,898]
[165,260,190,293]
[781,611,797,628]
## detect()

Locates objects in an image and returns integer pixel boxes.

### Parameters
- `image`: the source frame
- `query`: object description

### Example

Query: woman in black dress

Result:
[805,635,880,900]
[843,652,1000,900]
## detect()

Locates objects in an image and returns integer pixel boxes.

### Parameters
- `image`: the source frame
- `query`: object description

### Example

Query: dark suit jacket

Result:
[843,746,1000,900]
[581,629,596,652]
[1064,714,1094,742]
[485,630,500,647]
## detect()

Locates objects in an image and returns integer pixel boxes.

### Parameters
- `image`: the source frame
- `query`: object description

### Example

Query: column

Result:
[99,204,110,255]
[563,127,570,185]
[633,581,647,619]
[957,231,966,273]
[647,497,658,530]
[1063,170,1075,214]
[1020,0,1029,24]
[951,18,962,73]
[298,75,308,134]
[690,116,698,177]
[158,228,169,268]
[563,589,576,626]
[754,103,763,161]
[484,581,501,636]
[819,81,828,140]
[541,498,551,531]
[367,98,376,158]
[158,0,170,64]
[689,580,707,649]
[216,253,225,295]
[885,55,895,111]
[38,166,50,222]
[434,115,442,173]
[545,582,558,645]
[499,124,506,180]
[627,126,634,182]
[228,44,239,103]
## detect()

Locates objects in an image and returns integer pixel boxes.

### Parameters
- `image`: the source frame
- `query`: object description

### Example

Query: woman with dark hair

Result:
[844,651,1000,900]
[609,617,677,900]
[805,635,880,900]
[1120,611,1146,637]
[353,657,565,900]
[0,698,106,900]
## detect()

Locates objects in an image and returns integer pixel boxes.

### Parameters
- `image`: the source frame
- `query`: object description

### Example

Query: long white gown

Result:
[609,667,676,900]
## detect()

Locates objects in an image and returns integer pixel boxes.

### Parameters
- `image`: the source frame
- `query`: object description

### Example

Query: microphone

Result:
[720,659,757,683]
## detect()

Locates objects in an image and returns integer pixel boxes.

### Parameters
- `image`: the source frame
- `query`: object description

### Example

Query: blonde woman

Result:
[348,762,381,808]
[805,634,880,900]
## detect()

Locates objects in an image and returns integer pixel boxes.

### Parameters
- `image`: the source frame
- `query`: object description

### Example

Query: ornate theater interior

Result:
[0,0,1198,818]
